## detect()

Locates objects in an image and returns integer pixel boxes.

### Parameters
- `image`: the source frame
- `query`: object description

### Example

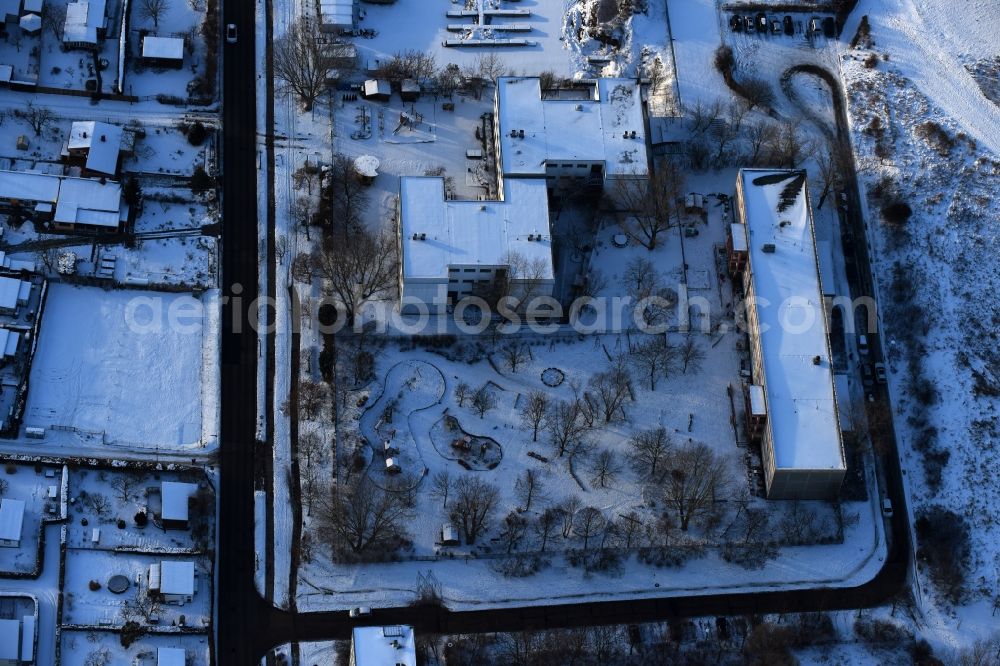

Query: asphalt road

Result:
[215,6,913,657]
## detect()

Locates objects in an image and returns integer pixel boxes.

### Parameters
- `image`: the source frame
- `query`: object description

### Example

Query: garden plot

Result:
[63,548,210,628]
[128,126,212,176]
[36,0,122,92]
[60,630,211,666]
[24,284,211,451]
[126,0,212,101]
[0,26,42,84]
[0,463,64,575]
[65,468,213,554]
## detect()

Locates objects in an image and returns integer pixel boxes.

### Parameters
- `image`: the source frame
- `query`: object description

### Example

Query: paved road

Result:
[215,7,913,659]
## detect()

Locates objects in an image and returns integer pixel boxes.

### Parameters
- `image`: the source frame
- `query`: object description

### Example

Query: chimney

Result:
[518,129,525,138]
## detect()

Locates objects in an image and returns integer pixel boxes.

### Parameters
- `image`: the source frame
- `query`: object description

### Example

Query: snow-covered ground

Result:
[23,284,217,451]
[840,0,1000,654]
[60,630,211,666]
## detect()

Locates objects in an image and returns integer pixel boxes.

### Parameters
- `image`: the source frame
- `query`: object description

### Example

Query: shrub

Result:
[190,166,213,193]
[854,617,911,645]
[88,580,101,591]
[915,505,970,603]
[134,511,148,527]
[881,201,912,225]
[186,121,208,146]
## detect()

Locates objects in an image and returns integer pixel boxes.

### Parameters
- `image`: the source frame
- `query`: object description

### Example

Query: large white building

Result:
[495,76,647,186]
[397,177,554,312]
[397,76,648,312]
[731,169,846,500]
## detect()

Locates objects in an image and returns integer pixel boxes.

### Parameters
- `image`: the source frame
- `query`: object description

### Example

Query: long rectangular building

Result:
[732,169,846,499]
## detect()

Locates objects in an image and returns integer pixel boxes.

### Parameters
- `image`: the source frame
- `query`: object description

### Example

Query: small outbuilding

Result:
[362,79,390,102]
[161,481,198,530]
[149,560,196,605]
[384,457,401,474]
[353,155,379,186]
[400,79,420,102]
[19,13,41,35]
[0,498,25,548]
[441,524,459,546]
[141,36,185,69]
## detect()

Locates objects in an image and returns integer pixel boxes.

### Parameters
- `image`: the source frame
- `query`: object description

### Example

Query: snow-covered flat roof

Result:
[739,169,844,472]
[142,36,185,61]
[730,223,747,252]
[161,481,197,523]
[20,615,33,662]
[0,619,18,660]
[54,177,124,228]
[352,626,417,666]
[319,0,353,27]
[0,498,25,541]
[0,277,28,311]
[63,0,107,45]
[496,77,647,178]
[69,121,123,176]
[0,170,61,203]
[160,560,196,595]
[158,647,186,666]
[0,327,21,357]
[399,177,554,281]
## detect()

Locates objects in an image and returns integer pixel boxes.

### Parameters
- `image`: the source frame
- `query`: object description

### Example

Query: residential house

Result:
[160,481,197,530]
[141,36,185,69]
[148,560,196,605]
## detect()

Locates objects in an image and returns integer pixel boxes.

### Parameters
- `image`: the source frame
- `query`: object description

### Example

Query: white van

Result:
[858,334,870,355]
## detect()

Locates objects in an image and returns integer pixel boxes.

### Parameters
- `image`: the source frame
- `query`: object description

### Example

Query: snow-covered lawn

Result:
[23,284,216,451]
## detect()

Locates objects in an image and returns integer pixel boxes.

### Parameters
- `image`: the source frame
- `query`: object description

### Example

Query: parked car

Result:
[349,606,372,618]
[874,362,887,384]
[756,12,768,32]
[881,499,893,518]
[861,362,874,387]
[730,14,743,32]
[744,16,755,32]
[858,334,870,355]
[226,23,237,43]
[783,15,794,35]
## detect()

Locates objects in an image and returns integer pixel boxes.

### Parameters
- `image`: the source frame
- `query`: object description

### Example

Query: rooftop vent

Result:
[762,243,776,253]
[412,233,427,241]
[812,355,821,365]
[576,104,583,111]
[518,129,525,138]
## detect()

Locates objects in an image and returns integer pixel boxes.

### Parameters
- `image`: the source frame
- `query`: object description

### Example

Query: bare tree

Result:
[90,493,112,518]
[630,427,672,482]
[621,257,661,304]
[619,511,643,549]
[17,102,54,137]
[560,495,583,538]
[679,336,706,374]
[746,120,779,166]
[310,227,398,328]
[298,380,327,420]
[122,586,162,623]
[378,50,437,84]
[454,382,471,408]
[474,52,505,85]
[631,336,677,391]
[0,479,7,496]
[273,18,329,111]
[520,390,549,442]
[450,476,500,544]
[573,507,607,550]
[321,154,370,234]
[317,474,410,559]
[498,511,528,554]
[514,469,545,511]
[429,470,453,509]
[613,159,684,250]
[435,63,462,97]
[299,429,324,468]
[499,341,529,373]
[589,449,622,489]
[535,508,560,552]
[471,384,496,418]
[765,120,808,168]
[545,399,589,458]
[137,0,170,28]
[739,77,774,111]
[109,476,137,504]
[660,442,731,531]
[588,363,632,423]
[42,3,67,39]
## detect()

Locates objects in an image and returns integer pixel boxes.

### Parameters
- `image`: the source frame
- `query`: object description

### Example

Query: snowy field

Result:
[841,0,1000,653]
[23,284,215,451]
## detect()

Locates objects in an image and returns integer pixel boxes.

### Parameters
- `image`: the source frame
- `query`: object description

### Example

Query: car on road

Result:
[861,362,874,387]
[874,362,887,384]
[226,23,237,43]
[881,499,893,518]
[349,606,372,618]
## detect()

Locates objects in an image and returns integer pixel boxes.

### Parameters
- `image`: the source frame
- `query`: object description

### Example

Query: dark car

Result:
[757,12,768,32]
[783,15,794,35]
[730,14,743,32]
[822,16,836,38]
[745,16,755,32]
